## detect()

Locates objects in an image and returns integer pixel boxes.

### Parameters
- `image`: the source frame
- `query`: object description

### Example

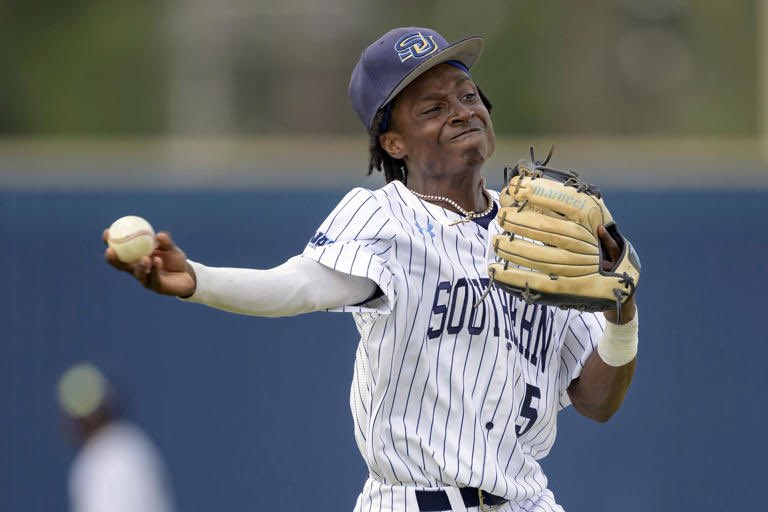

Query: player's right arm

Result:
[103,230,378,316]
[182,257,377,317]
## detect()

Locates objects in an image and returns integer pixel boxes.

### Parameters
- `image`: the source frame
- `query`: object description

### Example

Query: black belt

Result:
[415,487,508,511]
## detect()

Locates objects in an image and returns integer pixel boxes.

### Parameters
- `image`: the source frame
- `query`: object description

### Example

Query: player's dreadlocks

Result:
[367,89,493,185]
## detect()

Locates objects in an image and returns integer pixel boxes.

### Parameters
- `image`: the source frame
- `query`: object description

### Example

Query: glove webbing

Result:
[503,145,602,199]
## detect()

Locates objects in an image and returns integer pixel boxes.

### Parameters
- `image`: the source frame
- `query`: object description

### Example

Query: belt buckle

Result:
[478,489,505,511]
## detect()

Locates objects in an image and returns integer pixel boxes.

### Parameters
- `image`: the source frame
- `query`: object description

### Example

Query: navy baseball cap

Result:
[349,27,484,132]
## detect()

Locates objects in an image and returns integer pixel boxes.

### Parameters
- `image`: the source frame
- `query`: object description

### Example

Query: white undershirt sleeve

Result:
[181,256,378,317]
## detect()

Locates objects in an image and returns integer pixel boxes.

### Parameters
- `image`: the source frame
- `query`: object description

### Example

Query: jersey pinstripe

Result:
[302,180,604,510]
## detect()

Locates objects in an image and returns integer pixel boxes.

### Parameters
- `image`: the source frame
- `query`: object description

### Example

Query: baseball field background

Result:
[2,1,768,511]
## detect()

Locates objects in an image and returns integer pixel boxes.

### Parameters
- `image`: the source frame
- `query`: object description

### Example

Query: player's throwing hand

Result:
[103,230,196,297]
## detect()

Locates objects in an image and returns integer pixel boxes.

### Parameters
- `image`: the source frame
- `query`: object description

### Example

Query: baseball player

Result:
[105,27,639,511]
[58,363,176,512]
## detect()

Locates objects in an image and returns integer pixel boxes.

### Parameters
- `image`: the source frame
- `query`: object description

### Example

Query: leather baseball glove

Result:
[488,147,640,317]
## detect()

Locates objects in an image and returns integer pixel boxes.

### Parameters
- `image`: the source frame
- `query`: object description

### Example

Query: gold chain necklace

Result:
[410,188,494,225]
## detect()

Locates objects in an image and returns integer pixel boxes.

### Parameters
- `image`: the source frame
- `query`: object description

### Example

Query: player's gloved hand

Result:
[103,230,196,297]
[488,146,641,322]
[597,225,636,325]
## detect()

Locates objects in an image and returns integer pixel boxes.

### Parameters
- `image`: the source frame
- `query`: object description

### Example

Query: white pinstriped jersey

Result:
[302,180,605,511]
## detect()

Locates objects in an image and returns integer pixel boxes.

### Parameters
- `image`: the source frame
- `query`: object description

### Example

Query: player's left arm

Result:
[567,226,637,422]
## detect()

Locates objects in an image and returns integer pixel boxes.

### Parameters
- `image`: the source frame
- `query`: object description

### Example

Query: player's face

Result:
[381,64,495,178]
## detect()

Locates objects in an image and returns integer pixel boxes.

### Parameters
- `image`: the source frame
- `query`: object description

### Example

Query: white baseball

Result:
[107,215,157,263]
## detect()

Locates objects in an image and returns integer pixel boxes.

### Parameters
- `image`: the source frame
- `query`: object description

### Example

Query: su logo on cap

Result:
[395,31,439,62]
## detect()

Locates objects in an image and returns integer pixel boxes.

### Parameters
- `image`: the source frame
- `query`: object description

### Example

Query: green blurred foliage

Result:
[0,0,759,135]
[473,0,757,135]
[0,0,165,134]
[682,1,757,135]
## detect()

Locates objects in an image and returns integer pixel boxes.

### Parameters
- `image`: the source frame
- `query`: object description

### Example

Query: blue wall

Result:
[1,189,766,511]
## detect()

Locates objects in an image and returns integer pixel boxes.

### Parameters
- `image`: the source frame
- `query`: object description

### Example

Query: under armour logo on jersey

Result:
[415,220,435,238]
[395,32,439,62]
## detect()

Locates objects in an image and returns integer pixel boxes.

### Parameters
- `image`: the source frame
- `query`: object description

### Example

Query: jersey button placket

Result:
[482,340,509,441]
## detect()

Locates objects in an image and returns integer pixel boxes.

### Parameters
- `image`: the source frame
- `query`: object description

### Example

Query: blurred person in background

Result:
[57,362,176,512]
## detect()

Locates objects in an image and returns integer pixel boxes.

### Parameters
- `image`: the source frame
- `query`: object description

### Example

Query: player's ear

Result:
[379,132,406,160]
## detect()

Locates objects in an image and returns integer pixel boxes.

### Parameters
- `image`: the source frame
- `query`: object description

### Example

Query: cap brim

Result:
[381,35,484,108]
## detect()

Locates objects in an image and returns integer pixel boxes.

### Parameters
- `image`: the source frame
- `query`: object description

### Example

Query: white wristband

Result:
[597,312,639,367]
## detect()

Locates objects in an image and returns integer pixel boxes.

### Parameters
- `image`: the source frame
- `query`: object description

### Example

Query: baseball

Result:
[107,215,157,263]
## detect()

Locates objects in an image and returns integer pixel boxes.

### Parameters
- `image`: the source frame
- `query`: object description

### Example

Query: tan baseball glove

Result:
[488,147,641,318]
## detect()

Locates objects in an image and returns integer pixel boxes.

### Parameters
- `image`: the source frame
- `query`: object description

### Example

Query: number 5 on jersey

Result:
[515,384,540,436]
